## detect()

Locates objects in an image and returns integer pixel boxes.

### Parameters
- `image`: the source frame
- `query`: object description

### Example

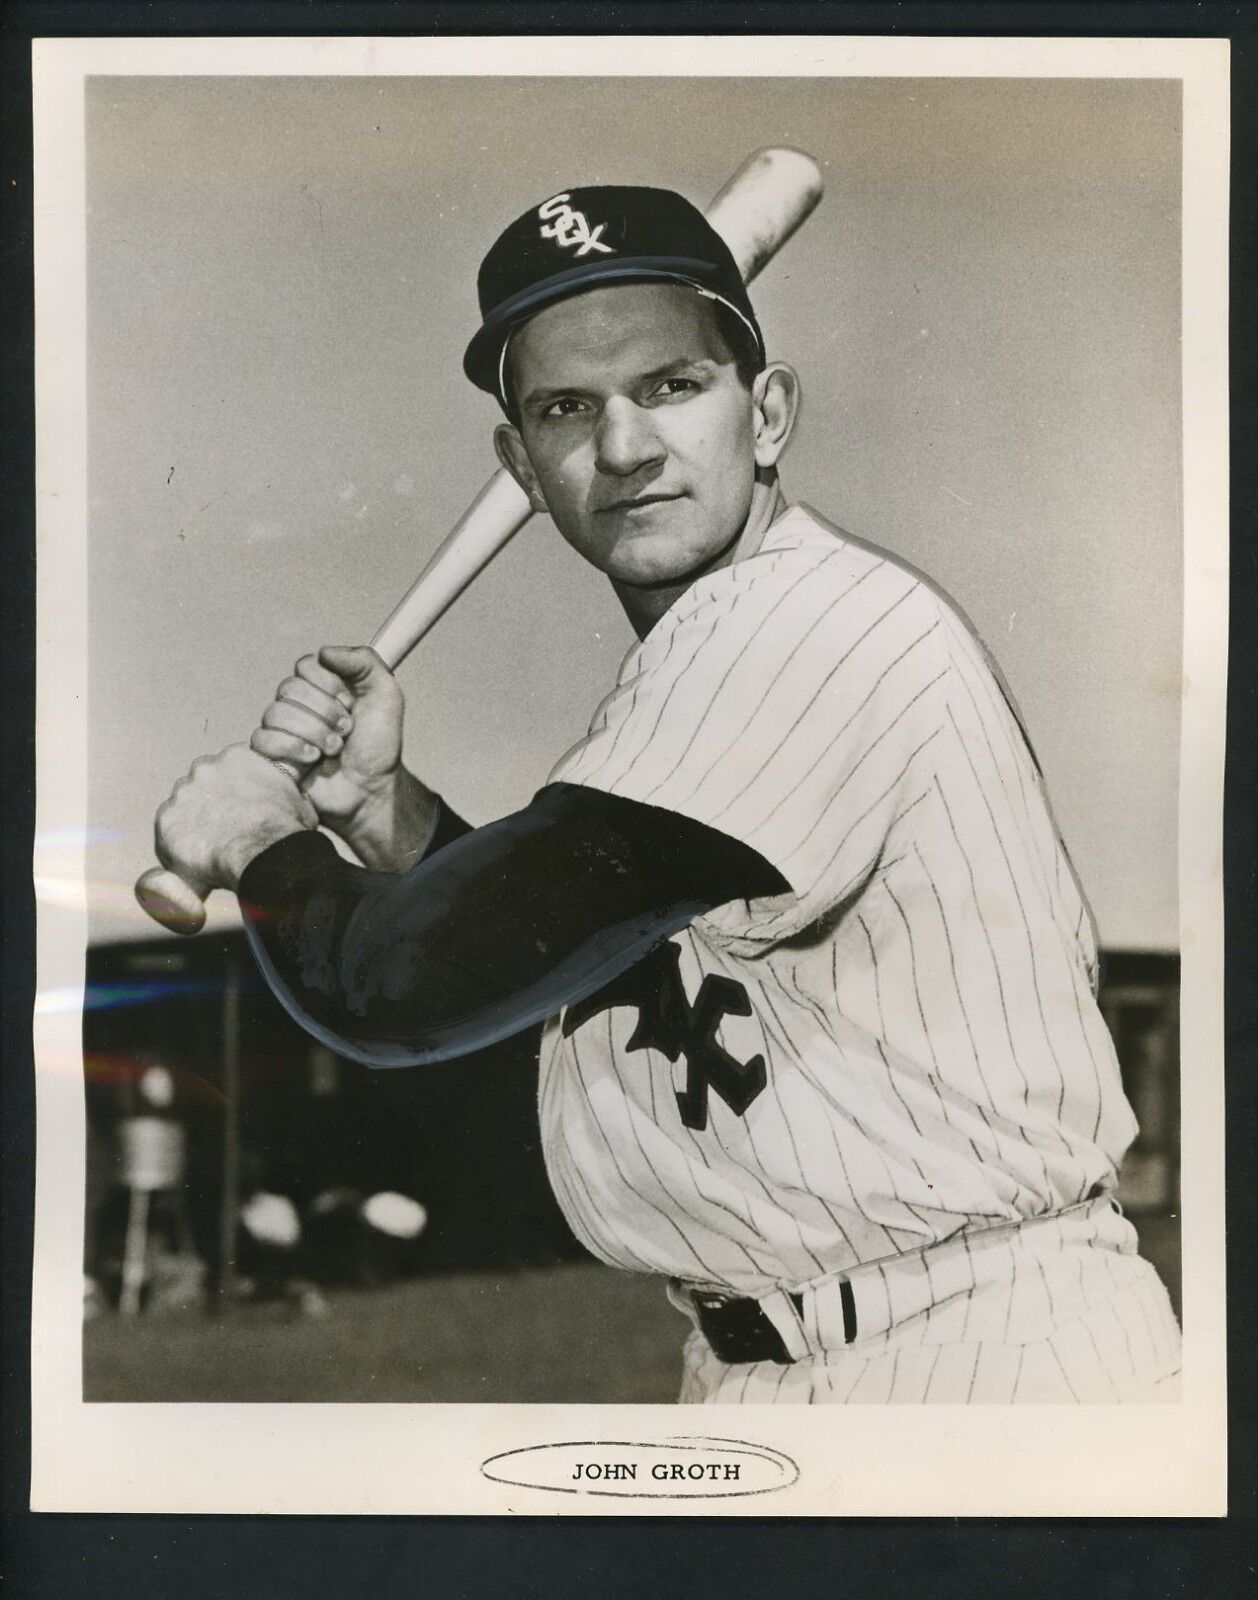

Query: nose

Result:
[594,396,665,478]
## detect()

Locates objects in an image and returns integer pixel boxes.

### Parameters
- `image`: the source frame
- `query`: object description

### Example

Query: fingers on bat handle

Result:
[134,867,208,936]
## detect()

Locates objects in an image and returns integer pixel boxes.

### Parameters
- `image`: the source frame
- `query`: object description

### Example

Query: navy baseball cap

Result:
[463,184,765,407]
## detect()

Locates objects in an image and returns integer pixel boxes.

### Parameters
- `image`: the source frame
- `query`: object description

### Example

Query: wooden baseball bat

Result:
[136,147,824,934]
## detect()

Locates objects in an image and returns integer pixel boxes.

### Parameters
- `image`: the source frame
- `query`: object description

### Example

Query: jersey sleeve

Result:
[237,783,784,1068]
[549,541,950,944]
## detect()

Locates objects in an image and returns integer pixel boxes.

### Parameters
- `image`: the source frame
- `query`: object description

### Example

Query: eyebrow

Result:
[520,356,714,411]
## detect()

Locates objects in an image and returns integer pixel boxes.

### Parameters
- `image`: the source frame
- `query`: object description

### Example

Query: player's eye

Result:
[538,395,589,420]
[648,376,700,403]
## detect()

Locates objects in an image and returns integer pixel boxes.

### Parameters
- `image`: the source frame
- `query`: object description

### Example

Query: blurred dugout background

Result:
[82,932,1180,1404]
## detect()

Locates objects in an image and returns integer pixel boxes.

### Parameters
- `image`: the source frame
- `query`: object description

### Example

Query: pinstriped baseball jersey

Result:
[539,503,1141,1304]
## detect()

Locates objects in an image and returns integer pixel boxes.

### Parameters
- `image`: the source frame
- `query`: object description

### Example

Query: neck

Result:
[613,478,788,639]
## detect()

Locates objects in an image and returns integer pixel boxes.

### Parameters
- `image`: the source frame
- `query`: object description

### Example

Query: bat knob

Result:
[135,867,208,936]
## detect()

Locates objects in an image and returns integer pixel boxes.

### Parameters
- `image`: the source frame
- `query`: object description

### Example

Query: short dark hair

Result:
[713,301,766,390]
[500,291,765,428]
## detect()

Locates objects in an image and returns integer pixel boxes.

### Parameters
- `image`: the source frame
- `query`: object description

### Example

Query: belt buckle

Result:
[690,1288,796,1366]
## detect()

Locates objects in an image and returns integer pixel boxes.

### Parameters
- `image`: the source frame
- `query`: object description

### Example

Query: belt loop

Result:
[756,1288,811,1361]
[839,1278,858,1344]
[666,1278,703,1333]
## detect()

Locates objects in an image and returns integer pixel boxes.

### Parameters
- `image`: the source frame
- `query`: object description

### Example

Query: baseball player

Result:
[153,184,1182,1402]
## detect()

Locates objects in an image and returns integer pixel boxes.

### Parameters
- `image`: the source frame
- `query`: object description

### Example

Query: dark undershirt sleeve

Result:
[238,781,788,1068]
[423,794,475,855]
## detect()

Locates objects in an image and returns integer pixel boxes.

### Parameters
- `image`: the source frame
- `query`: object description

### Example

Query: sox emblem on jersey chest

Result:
[562,941,767,1131]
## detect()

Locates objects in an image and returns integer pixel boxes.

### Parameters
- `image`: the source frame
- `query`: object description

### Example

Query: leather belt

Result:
[688,1281,858,1365]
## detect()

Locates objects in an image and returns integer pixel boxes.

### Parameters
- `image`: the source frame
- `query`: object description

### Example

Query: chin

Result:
[608,549,708,588]
[603,522,734,589]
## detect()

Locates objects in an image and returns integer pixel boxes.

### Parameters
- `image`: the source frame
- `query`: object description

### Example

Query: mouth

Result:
[597,492,685,515]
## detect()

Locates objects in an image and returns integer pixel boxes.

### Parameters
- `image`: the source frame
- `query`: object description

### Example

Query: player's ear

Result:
[750,363,801,471]
[494,424,549,515]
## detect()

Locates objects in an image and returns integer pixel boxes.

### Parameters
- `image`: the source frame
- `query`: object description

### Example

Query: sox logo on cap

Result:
[538,193,616,256]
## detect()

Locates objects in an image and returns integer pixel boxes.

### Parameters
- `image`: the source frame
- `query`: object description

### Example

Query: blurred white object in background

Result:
[240,1191,302,1249]
[360,1191,427,1240]
[138,1063,176,1109]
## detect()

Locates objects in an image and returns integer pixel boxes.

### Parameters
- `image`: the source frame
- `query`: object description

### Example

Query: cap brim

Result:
[463,256,763,399]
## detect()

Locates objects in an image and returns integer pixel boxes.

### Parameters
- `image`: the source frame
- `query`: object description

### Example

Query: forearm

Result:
[237,783,787,1069]
[330,766,449,871]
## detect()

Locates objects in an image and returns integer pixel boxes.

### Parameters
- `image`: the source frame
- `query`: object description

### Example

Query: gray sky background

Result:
[85,74,1182,948]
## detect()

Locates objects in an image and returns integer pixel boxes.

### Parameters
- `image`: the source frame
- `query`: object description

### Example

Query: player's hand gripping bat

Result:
[135,147,825,933]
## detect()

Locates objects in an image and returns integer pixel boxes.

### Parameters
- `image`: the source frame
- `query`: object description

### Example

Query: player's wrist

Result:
[332,765,440,871]
[219,820,312,890]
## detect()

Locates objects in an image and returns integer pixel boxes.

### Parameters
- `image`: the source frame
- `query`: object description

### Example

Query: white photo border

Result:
[31,33,1229,1517]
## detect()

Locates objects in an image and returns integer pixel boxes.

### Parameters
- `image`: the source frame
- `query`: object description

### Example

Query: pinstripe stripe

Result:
[1131,1282,1161,1366]
[999,1260,1019,1345]
[539,1070,641,1266]
[753,981,863,1260]
[901,852,1046,1199]
[953,608,1107,972]
[1080,1314,1122,1401]
[1114,1289,1138,1376]
[551,663,649,785]
[947,610,1106,985]
[744,738,939,948]
[548,1137,651,1272]
[578,564,788,792]
[639,550,863,804]
[539,1032,658,1272]
[918,1252,940,1345]
[961,1343,982,1404]
[567,1024,723,1279]
[667,1103,764,1241]
[584,605,727,787]
[795,721,943,883]
[942,702,1083,1146]
[1048,1340,1081,1403]
[779,961,931,1241]
[1031,1244,1060,1323]
[766,666,947,853]
[616,1070,765,1277]
[881,880,993,1169]
[668,1135,782,1275]
[1072,1244,1088,1311]
[946,634,1058,907]
[958,1234,979,1340]
[695,1112,826,1276]
[932,761,1033,1103]
[704,582,922,821]
[857,917,940,1161]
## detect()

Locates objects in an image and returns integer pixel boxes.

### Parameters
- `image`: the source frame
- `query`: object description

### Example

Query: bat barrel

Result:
[707,147,824,284]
